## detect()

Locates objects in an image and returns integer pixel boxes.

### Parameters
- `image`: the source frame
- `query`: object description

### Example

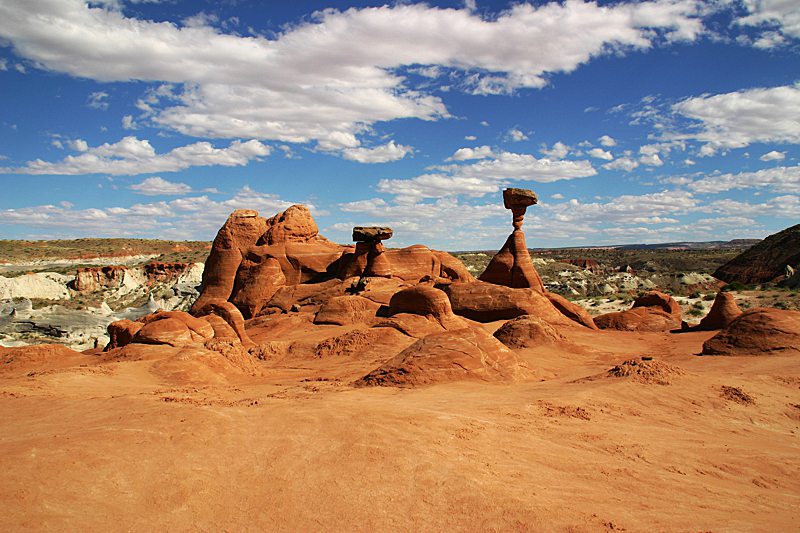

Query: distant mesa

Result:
[713,223,800,285]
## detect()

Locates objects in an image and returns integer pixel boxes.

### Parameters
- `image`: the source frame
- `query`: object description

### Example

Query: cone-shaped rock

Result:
[479,230,544,291]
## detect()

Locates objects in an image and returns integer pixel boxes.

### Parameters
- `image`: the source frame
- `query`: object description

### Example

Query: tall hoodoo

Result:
[479,188,545,291]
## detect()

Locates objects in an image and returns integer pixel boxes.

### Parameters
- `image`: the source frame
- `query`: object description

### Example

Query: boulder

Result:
[353,226,393,242]
[701,308,800,356]
[105,319,144,350]
[133,317,195,347]
[355,327,532,387]
[493,315,567,349]
[202,314,241,343]
[442,281,570,324]
[377,284,469,337]
[314,295,382,326]
[194,299,254,347]
[595,291,682,332]
[696,292,742,330]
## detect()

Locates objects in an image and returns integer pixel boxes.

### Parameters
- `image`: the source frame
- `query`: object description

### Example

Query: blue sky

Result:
[0,0,798,250]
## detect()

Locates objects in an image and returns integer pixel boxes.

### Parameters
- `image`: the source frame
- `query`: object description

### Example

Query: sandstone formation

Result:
[191,207,475,319]
[493,315,567,349]
[313,295,383,326]
[479,188,544,291]
[701,308,800,356]
[355,327,531,387]
[713,223,800,284]
[0,272,72,300]
[695,292,742,331]
[0,343,91,374]
[442,281,574,325]
[595,291,682,332]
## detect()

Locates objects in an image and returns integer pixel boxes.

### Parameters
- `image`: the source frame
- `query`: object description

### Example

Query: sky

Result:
[0,0,799,250]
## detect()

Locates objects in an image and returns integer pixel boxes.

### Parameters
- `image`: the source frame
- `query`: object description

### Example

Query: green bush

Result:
[703,292,717,301]
[687,308,704,317]
[689,290,702,299]
[721,281,752,292]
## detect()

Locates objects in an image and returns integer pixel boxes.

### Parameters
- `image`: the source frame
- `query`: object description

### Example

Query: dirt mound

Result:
[702,308,800,356]
[0,344,91,373]
[355,327,532,387]
[605,359,687,385]
[720,385,756,405]
[151,340,266,385]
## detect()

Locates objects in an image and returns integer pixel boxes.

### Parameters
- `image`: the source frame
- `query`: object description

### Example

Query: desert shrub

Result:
[703,292,717,301]
[721,281,751,292]
[689,290,702,299]
[687,308,704,317]
[693,301,704,309]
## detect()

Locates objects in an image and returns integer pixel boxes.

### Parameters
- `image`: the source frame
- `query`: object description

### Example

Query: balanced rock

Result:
[355,327,532,387]
[696,292,742,330]
[353,226,393,242]
[503,187,538,230]
[702,308,800,356]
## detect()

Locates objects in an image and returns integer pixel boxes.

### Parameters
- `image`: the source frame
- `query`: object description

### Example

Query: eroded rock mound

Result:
[0,344,91,374]
[443,281,571,325]
[355,327,532,387]
[713,223,799,284]
[493,315,567,349]
[696,292,742,331]
[377,284,469,337]
[314,295,382,326]
[701,308,800,356]
[595,291,682,332]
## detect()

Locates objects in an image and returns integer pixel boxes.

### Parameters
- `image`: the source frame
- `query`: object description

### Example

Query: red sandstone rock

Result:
[632,291,682,319]
[72,266,131,292]
[544,292,597,330]
[314,295,382,326]
[701,308,800,356]
[696,292,742,331]
[230,257,286,319]
[594,307,681,332]
[194,299,254,347]
[442,281,570,324]
[338,244,474,284]
[105,319,144,350]
[0,344,90,373]
[144,262,192,284]
[202,314,241,343]
[479,230,544,291]
[493,315,567,349]
[133,317,195,347]
[264,204,319,244]
[356,327,532,387]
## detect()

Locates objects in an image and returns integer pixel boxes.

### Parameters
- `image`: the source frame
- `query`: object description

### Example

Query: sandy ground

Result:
[1,323,799,533]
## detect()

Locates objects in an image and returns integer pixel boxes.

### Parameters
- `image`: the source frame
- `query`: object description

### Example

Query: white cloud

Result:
[540,141,569,159]
[377,149,596,200]
[760,150,786,161]
[702,195,800,218]
[639,153,664,166]
[551,193,564,199]
[446,145,494,161]
[688,164,800,194]
[342,141,413,163]
[670,82,800,150]
[68,139,88,152]
[86,91,109,110]
[464,135,477,141]
[588,147,613,160]
[129,177,194,196]
[122,115,137,130]
[598,135,617,147]
[603,156,640,172]
[0,0,710,147]
[507,128,529,142]
[1,136,272,175]
[737,0,800,39]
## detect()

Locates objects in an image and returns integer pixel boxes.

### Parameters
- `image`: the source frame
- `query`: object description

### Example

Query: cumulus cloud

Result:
[603,155,640,172]
[129,177,194,196]
[760,150,786,161]
[0,136,272,175]
[737,0,800,40]
[0,0,711,147]
[0,186,313,239]
[669,82,800,150]
[86,91,109,110]
[598,135,617,147]
[446,145,494,161]
[588,148,613,160]
[342,141,413,163]
[687,164,800,193]
[507,128,529,142]
[541,142,569,159]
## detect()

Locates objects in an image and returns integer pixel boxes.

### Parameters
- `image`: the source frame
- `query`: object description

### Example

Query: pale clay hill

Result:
[1,190,800,532]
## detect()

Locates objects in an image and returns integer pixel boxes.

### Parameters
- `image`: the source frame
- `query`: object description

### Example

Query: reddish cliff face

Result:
[72,266,130,292]
[713,224,800,284]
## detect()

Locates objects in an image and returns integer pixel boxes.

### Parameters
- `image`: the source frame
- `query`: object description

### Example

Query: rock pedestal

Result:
[479,188,544,291]
[340,226,394,279]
